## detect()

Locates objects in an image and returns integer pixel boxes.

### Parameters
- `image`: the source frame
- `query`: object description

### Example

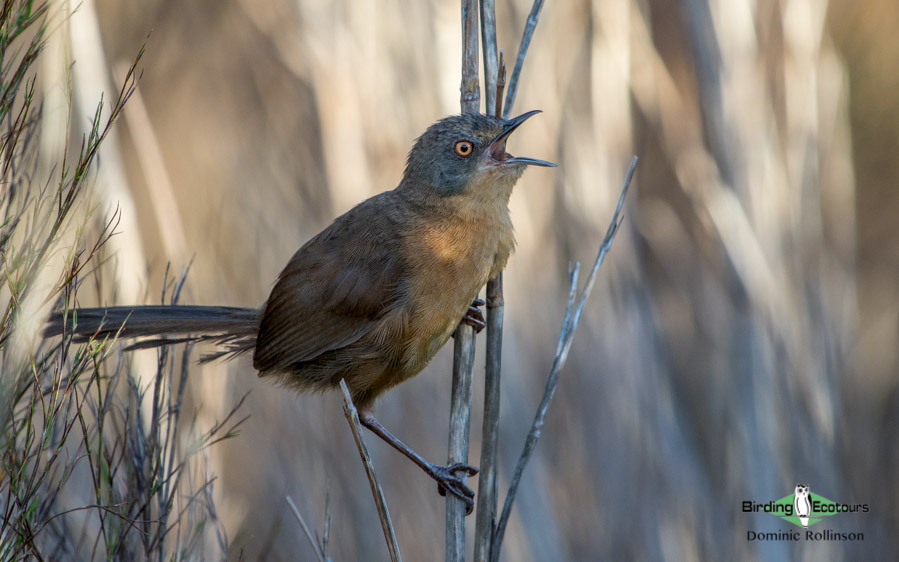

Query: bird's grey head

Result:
[401,111,555,196]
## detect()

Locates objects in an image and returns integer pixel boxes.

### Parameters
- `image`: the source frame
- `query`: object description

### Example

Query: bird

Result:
[794,484,811,527]
[44,110,555,511]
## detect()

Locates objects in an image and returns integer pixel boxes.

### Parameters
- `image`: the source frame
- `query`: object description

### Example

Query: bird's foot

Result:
[460,298,486,333]
[431,462,479,514]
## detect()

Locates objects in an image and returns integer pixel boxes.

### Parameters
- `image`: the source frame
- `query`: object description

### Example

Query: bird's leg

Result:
[359,409,478,513]
[459,297,486,333]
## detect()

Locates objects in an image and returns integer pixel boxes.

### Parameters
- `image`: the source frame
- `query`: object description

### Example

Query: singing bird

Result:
[45,111,555,509]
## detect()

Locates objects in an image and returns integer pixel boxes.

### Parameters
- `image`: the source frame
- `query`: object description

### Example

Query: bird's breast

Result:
[400,203,515,371]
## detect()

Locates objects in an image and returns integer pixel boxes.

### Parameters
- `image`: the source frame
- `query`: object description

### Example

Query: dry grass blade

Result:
[285,495,325,562]
[490,156,638,561]
[339,379,401,562]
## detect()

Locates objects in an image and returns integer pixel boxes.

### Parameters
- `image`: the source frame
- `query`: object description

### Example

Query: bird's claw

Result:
[460,299,486,333]
[433,462,479,514]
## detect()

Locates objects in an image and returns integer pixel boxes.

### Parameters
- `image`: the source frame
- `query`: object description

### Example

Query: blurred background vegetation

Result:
[5,0,898,559]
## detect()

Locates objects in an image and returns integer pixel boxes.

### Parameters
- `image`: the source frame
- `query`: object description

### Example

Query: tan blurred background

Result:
[46,0,898,559]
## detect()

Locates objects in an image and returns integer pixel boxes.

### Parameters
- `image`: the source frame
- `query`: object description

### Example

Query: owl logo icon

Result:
[794,484,811,527]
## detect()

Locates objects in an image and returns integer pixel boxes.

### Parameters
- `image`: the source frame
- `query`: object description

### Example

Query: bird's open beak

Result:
[488,110,557,167]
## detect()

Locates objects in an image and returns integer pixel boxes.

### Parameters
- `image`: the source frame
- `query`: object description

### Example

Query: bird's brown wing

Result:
[253,202,405,372]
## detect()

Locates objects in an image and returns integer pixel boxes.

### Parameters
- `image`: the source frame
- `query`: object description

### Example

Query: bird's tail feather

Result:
[44,305,259,358]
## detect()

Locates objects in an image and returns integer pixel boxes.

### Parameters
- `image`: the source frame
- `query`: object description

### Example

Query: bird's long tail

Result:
[44,305,260,359]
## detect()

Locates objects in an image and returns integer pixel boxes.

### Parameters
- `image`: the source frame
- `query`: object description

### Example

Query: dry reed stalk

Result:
[446,0,482,559]
[339,380,401,562]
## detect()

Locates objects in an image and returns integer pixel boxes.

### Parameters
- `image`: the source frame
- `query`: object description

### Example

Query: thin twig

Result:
[491,157,638,560]
[502,0,547,120]
[339,380,401,562]
[474,51,506,562]
[285,495,325,562]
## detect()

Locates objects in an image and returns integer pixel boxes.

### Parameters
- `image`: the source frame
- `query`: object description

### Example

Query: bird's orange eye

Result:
[454,140,473,157]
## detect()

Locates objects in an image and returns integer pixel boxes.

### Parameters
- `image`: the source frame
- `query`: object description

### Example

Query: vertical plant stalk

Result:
[474,51,505,562]
[339,380,401,562]
[476,0,547,553]
[446,329,476,561]
[490,157,638,561]
[447,0,480,558]
[114,64,189,264]
[480,0,498,116]
[459,0,481,114]
[68,0,147,304]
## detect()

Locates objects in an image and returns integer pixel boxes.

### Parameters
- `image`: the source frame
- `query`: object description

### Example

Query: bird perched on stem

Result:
[45,111,555,510]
